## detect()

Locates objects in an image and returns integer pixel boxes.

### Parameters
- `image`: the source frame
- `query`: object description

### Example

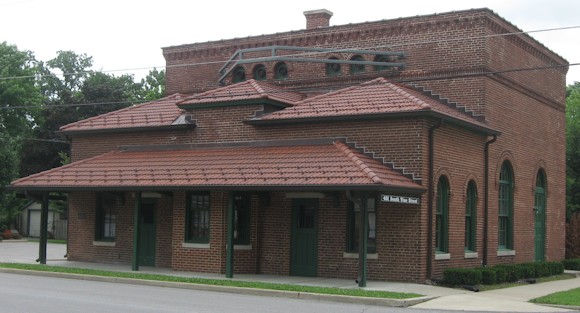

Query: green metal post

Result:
[358,193,368,287]
[38,192,49,264]
[226,192,235,278]
[132,192,142,271]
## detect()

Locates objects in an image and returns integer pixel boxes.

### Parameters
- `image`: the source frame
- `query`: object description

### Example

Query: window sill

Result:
[342,252,378,259]
[182,242,210,249]
[93,241,115,247]
[464,251,479,259]
[435,253,451,260]
[497,249,516,256]
[234,244,252,251]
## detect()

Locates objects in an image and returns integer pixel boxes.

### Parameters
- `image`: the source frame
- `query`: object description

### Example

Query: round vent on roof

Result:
[350,55,365,74]
[253,64,267,81]
[232,65,246,83]
[326,57,341,76]
[274,62,288,80]
[374,55,391,72]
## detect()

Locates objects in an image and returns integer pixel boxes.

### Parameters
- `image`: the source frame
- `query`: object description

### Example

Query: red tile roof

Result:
[10,140,423,192]
[254,78,491,130]
[177,79,304,108]
[59,93,189,133]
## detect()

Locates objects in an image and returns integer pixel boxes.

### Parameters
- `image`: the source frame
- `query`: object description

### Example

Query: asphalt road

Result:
[0,272,492,313]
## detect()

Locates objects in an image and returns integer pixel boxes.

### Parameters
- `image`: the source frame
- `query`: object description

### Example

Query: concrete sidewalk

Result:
[1,241,579,311]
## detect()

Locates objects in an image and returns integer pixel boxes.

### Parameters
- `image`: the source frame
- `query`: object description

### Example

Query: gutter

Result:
[483,135,497,267]
[426,119,442,280]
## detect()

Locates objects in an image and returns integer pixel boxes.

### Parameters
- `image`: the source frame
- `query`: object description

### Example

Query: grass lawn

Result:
[0,263,422,299]
[531,287,580,306]
[26,238,67,244]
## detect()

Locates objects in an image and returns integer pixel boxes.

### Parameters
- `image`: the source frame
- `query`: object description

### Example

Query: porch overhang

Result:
[9,138,425,194]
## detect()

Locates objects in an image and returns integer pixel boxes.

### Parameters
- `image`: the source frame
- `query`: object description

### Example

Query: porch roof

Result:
[10,139,424,193]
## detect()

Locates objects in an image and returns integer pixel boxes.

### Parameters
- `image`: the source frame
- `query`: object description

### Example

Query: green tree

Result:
[141,68,165,100]
[567,82,580,217]
[0,42,42,228]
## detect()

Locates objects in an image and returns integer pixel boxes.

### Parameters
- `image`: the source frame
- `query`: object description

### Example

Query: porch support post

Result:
[132,192,142,271]
[358,192,368,288]
[38,192,49,264]
[226,192,235,278]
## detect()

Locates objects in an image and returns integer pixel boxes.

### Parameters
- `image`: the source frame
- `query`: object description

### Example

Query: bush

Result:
[516,263,536,279]
[443,268,482,286]
[547,261,564,275]
[477,268,497,285]
[494,264,520,282]
[533,262,552,277]
[494,266,507,283]
[562,259,580,270]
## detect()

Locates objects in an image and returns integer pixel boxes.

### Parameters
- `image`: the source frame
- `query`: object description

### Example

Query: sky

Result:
[1,0,579,84]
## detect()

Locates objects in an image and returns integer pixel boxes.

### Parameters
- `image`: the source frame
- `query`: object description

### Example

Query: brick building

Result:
[11,8,567,284]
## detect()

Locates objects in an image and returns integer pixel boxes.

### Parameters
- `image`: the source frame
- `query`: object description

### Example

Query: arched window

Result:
[498,161,514,250]
[274,62,288,80]
[374,54,390,71]
[465,181,477,252]
[232,66,246,83]
[534,170,547,261]
[326,57,341,76]
[436,176,449,253]
[350,55,365,74]
[252,64,267,81]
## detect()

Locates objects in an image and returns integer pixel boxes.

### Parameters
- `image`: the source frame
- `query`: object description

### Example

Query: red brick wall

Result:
[63,8,567,282]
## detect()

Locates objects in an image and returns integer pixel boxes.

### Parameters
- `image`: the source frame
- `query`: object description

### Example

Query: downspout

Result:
[483,135,497,267]
[427,119,442,281]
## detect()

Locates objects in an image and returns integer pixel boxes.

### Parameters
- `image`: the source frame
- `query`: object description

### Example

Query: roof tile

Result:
[177,79,304,107]
[60,93,189,132]
[11,141,423,192]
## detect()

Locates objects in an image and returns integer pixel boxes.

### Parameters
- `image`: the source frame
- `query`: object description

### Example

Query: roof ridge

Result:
[10,150,120,185]
[60,93,187,131]
[333,141,382,184]
[249,79,266,96]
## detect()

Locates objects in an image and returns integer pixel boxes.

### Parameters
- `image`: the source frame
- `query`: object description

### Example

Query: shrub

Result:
[477,268,497,285]
[443,268,482,286]
[562,259,580,270]
[566,212,580,259]
[533,262,552,277]
[547,261,564,275]
[494,264,520,282]
[516,263,536,279]
[494,266,507,283]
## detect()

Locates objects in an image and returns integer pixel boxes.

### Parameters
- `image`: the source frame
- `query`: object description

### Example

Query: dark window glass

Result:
[347,198,376,253]
[233,193,251,245]
[465,181,477,252]
[350,55,365,73]
[498,162,514,249]
[326,57,341,76]
[186,192,210,243]
[252,64,267,81]
[436,177,449,253]
[232,66,246,83]
[95,193,116,241]
[274,62,288,80]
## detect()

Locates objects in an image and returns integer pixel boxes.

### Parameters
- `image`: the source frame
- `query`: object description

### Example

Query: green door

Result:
[534,181,546,262]
[139,202,156,266]
[290,199,318,277]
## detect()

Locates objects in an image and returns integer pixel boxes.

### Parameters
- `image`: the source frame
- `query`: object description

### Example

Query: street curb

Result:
[0,268,434,307]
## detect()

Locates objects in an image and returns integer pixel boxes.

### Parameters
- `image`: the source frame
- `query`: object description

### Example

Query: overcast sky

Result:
[1,0,579,84]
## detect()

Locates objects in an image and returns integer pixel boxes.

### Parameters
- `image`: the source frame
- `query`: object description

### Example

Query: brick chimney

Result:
[304,9,333,30]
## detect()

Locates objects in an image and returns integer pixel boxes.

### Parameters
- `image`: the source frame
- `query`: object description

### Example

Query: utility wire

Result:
[0,24,579,81]
[1,62,577,110]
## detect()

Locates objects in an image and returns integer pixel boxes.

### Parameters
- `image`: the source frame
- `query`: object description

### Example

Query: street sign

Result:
[380,194,420,205]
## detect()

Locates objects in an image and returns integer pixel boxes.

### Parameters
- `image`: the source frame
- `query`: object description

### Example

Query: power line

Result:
[1,62,577,110]
[0,24,579,82]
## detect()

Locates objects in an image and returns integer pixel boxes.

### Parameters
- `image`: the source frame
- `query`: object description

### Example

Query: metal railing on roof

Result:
[218,46,406,85]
